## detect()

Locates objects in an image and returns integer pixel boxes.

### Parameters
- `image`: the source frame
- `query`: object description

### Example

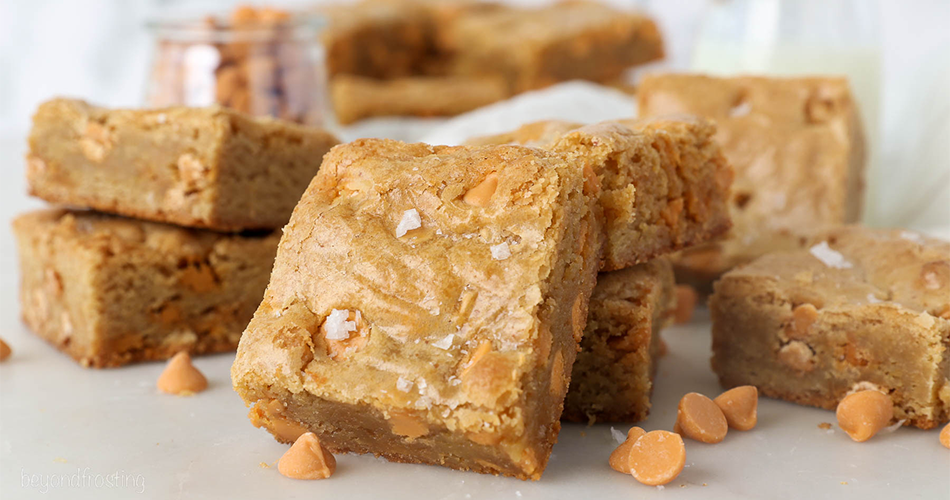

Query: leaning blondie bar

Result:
[232,139,603,479]
[564,258,675,423]
[638,74,866,288]
[710,226,950,429]
[469,117,734,271]
[13,210,279,368]
[27,99,339,231]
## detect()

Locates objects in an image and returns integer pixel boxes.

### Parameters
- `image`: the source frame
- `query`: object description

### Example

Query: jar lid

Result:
[147,12,325,44]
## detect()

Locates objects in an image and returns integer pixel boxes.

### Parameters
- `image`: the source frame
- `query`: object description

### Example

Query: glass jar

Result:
[145,10,330,127]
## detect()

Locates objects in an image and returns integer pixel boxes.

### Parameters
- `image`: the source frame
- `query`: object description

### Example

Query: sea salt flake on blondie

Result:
[433,334,454,350]
[396,209,422,237]
[396,377,413,393]
[490,242,511,260]
[323,309,357,340]
[809,241,853,269]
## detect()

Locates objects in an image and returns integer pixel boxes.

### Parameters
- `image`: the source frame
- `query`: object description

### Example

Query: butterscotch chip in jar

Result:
[609,426,646,473]
[673,285,698,324]
[836,390,893,442]
[278,432,336,480]
[627,430,686,486]
[676,392,728,443]
[940,423,950,449]
[713,386,758,431]
[0,337,11,362]
[157,352,208,395]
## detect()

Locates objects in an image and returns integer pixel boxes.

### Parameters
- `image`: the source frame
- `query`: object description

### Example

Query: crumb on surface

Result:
[818,422,832,430]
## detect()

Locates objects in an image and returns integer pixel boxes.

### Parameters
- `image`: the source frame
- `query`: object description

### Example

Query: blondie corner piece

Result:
[27,98,339,231]
[564,258,675,423]
[468,117,734,271]
[232,139,604,480]
[710,226,950,429]
[638,74,866,288]
[13,210,279,368]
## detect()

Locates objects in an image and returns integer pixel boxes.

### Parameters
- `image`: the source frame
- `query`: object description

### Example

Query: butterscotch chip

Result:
[627,430,686,486]
[278,432,336,480]
[157,352,208,395]
[676,392,728,443]
[609,426,646,473]
[836,390,893,442]
[673,285,698,324]
[0,338,11,361]
[713,386,758,431]
[462,172,499,207]
[940,423,950,449]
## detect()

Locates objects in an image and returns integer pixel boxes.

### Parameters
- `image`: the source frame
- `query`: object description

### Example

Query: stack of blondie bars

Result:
[13,98,338,367]
[230,115,734,478]
[319,0,664,123]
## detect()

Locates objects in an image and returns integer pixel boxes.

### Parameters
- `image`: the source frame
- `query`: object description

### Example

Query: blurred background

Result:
[0,0,947,229]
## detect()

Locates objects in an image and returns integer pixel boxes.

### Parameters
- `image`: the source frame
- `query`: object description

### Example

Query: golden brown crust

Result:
[710,226,950,429]
[12,209,279,368]
[27,98,339,231]
[467,116,734,270]
[232,139,603,479]
[638,74,867,286]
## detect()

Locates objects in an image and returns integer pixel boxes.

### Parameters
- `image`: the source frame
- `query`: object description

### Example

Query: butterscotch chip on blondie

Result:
[444,1,664,93]
[469,117,734,271]
[231,139,603,480]
[710,226,950,429]
[331,75,508,124]
[27,99,339,231]
[563,258,675,423]
[13,210,279,368]
[638,74,866,287]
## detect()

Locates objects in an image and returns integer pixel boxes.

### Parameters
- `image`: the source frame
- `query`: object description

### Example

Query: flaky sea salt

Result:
[867,293,883,304]
[396,377,412,392]
[882,419,906,433]
[610,427,626,445]
[323,309,356,340]
[433,334,454,350]
[730,100,752,117]
[809,241,853,269]
[396,209,422,237]
[490,242,511,260]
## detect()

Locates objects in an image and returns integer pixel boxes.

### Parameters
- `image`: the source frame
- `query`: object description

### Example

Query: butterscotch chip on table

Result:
[836,389,893,442]
[331,75,509,124]
[627,430,685,486]
[714,385,758,431]
[0,338,11,362]
[13,210,279,368]
[27,99,339,231]
[563,258,675,423]
[444,1,664,93]
[157,352,209,395]
[675,392,728,444]
[638,74,867,289]
[710,226,950,429]
[468,117,734,271]
[278,432,337,480]
[231,139,604,480]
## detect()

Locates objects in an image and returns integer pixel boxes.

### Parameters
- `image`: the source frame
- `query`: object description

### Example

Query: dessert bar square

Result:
[710,226,949,429]
[638,74,866,288]
[564,258,675,423]
[13,209,279,368]
[468,117,734,271]
[27,98,339,231]
[445,1,663,93]
[232,139,604,479]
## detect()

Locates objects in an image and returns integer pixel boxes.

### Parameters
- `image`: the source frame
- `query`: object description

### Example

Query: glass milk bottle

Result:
[691,0,882,224]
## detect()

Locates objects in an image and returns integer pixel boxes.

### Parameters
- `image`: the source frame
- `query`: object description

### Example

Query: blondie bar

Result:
[564,258,675,423]
[710,226,950,429]
[638,74,867,288]
[445,1,664,93]
[232,139,603,479]
[331,75,508,124]
[13,210,279,368]
[468,117,734,271]
[27,99,339,231]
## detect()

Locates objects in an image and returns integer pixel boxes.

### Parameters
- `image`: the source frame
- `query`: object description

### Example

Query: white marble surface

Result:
[0,132,947,498]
